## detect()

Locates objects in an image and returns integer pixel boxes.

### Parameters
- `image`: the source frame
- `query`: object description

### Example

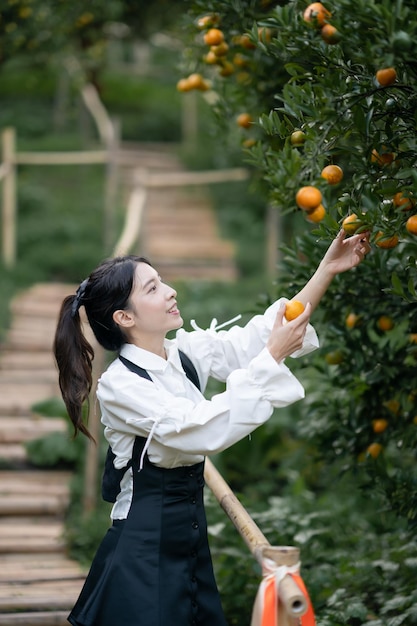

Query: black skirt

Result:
[68,438,228,626]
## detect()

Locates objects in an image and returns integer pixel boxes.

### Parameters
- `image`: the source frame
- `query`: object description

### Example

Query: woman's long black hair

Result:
[53,255,151,440]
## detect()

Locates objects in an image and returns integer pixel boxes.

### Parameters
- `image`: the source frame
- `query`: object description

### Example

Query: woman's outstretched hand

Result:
[267,302,312,363]
[320,229,371,276]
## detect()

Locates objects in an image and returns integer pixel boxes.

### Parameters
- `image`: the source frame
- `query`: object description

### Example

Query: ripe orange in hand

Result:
[295,186,322,211]
[303,2,331,27]
[406,215,417,235]
[342,213,364,235]
[376,67,397,86]
[284,300,305,321]
[321,164,343,184]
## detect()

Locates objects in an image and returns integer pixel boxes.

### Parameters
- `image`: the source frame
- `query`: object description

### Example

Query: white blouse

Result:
[97,298,319,519]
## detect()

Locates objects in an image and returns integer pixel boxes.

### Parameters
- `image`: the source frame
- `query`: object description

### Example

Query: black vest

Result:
[101,351,200,503]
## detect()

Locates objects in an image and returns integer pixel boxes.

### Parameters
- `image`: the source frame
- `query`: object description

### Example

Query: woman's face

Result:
[126,262,183,340]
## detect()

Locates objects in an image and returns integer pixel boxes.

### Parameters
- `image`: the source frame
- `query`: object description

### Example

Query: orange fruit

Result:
[372,419,388,434]
[186,73,209,91]
[290,130,306,146]
[203,50,219,65]
[176,78,193,92]
[321,164,343,184]
[320,23,341,44]
[376,67,397,87]
[377,315,394,331]
[239,33,257,49]
[393,191,415,211]
[384,399,400,415]
[204,28,224,46]
[242,138,256,148]
[406,215,417,235]
[303,2,331,27]
[295,186,322,211]
[409,333,417,344]
[258,27,273,43]
[366,442,383,459]
[219,61,235,77]
[371,149,395,166]
[211,42,229,57]
[197,15,219,29]
[306,203,326,223]
[284,300,305,321]
[342,213,364,235]
[325,350,344,365]
[236,112,253,128]
[346,312,359,329]
[375,231,399,249]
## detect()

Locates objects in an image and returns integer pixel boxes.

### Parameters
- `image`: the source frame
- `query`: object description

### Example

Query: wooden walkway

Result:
[0,284,87,626]
[0,151,238,623]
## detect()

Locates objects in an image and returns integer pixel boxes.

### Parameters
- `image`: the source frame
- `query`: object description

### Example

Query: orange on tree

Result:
[320,23,341,44]
[366,442,383,459]
[187,73,209,91]
[219,61,235,77]
[211,42,229,57]
[406,215,417,235]
[393,191,415,211]
[295,185,322,211]
[384,399,400,415]
[342,213,364,235]
[197,15,220,30]
[176,78,193,92]
[203,28,224,46]
[325,349,344,365]
[376,67,397,87]
[371,148,395,166]
[203,50,219,65]
[377,315,394,331]
[236,112,253,128]
[306,203,326,223]
[239,33,256,49]
[372,419,388,434]
[284,300,305,321]
[321,164,343,184]
[346,312,359,329]
[303,2,331,27]
[375,231,399,249]
[290,130,306,146]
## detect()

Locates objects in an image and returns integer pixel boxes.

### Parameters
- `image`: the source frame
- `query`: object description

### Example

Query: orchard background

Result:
[1,0,417,624]
[176,1,417,624]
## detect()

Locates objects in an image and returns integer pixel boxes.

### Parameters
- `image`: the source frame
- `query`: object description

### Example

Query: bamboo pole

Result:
[2,127,17,267]
[204,458,308,623]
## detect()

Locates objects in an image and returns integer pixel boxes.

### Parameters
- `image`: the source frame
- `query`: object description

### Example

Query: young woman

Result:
[54,229,370,626]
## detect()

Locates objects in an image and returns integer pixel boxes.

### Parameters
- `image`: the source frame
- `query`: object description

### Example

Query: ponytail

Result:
[53,255,151,440]
[53,295,95,441]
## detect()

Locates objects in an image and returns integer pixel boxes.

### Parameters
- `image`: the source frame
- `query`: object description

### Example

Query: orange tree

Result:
[178,0,417,622]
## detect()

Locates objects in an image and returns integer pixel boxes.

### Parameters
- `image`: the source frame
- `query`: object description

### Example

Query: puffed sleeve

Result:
[176,297,319,390]
[97,350,306,460]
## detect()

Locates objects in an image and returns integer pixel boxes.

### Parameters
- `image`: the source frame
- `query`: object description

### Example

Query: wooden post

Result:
[1,127,17,267]
[204,458,308,624]
[103,117,120,253]
[266,203,280,277]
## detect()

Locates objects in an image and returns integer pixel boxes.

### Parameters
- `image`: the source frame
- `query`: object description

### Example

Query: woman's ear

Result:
[113,309,135,329]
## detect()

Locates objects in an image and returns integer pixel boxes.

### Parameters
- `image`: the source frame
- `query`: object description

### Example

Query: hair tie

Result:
[71,278,89,318]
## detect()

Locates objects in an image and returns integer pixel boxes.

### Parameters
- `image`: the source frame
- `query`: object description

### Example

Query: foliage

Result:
[179,0,417,622]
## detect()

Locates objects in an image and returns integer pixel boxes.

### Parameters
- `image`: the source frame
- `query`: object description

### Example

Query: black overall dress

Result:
[68,353,228,626]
